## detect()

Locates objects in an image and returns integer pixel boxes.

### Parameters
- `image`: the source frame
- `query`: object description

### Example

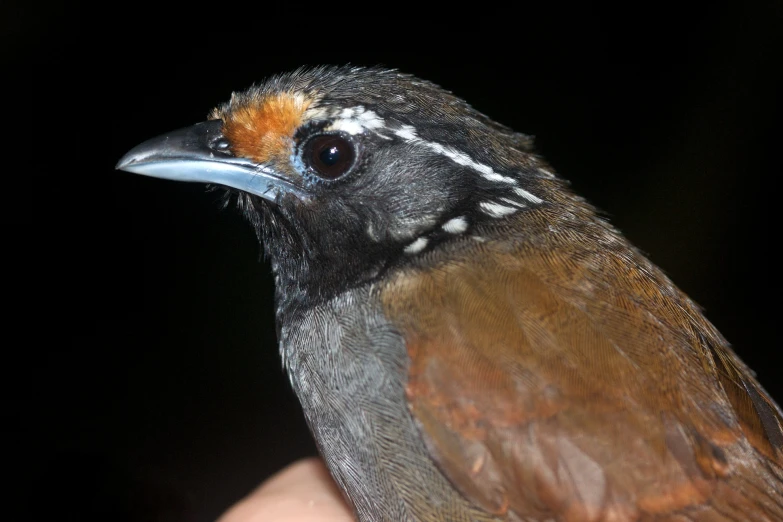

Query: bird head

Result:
[117,66,558,313]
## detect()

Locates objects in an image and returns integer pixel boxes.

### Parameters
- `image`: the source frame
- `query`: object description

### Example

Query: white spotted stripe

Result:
[325,107,387,135]
[480,201,518,217]
[393,125,518,185]
[328,119,364,135]
[442,216,468,234]
[395,124,418,141]
[499,197,527,209]
[513,187,543,204]
[309,107,545,205]
[404,237,429,254]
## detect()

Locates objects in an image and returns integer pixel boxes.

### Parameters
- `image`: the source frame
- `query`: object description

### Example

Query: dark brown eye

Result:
[305,135,355,179]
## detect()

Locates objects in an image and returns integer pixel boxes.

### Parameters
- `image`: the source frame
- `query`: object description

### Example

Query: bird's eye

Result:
[304,134,356,180]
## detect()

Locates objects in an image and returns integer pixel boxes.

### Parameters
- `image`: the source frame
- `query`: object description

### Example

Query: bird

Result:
[117,66,783,522]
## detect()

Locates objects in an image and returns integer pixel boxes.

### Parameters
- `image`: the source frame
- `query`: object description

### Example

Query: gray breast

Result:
[279,284,499,522]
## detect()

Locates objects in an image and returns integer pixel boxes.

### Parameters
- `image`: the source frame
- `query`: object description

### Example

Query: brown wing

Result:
[382,230,783,521]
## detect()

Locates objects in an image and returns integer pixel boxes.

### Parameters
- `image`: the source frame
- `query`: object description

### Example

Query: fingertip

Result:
[217,458,354,522]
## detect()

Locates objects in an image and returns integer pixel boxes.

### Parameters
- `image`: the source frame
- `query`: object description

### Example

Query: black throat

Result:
[242,194,396,319]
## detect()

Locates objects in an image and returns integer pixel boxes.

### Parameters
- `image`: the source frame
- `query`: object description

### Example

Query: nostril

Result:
[212,137,232,154]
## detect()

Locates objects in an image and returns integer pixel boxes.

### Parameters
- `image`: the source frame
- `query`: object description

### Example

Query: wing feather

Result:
[382,237,783,521]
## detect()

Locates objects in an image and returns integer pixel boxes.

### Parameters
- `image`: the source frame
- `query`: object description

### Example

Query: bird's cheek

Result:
[382,212,442,242]
[368,188,452,243]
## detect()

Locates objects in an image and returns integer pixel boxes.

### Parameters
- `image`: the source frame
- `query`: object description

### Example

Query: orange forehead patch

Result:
[221,93,311,164]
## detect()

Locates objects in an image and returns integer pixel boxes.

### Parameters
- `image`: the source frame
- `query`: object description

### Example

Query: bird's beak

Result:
[116,120,300,202]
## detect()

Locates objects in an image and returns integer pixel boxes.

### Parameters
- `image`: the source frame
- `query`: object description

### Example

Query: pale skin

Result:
[217,458,354,522]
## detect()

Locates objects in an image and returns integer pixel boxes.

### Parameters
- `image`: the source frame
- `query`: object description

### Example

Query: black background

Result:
[18,6,782,522]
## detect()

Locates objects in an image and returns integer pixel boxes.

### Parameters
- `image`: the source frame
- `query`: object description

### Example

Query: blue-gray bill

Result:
[116,120,294,202]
